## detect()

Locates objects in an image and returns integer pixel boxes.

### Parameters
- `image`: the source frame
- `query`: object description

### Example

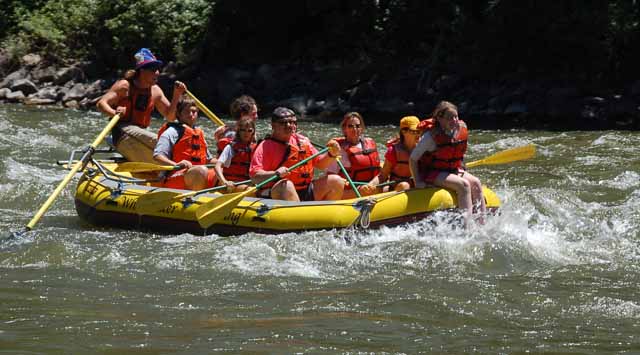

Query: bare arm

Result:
[96,80,128,117]
[409,157,424,188]
[376,160,392,184]
[151,84,177,122]
[409,132,435,188]
[214,146,232,187]
[164,81,186,121]
[214,160,228,185]
[313,139,341,170]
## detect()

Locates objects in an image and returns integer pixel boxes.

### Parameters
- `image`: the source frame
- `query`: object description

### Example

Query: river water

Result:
[1,105,639,353]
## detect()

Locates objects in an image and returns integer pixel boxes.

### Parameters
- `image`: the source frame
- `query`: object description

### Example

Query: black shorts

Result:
[295,184,315,201]
[258,183,315,201]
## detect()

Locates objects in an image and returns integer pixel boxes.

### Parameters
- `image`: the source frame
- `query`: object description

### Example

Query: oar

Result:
[114,162,215,173]
[336,156,361,198]
[185,89,225,127]
[465,144,536,168]
[135,179,252,214]
[25,113,121,231]
[353,179,410,188]
[196,147,329,229]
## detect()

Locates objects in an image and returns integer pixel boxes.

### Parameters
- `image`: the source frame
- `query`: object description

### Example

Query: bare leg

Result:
[462,171,486,214]
[312,174,345,200]
[271,180,300,201]
[434,173,472,222]
[184,166,209,190]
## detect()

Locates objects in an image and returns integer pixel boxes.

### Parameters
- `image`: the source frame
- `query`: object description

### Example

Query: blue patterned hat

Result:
[134,48,163,70]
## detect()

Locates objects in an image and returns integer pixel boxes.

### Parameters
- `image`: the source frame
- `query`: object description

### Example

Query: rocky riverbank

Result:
[2,53,639,130]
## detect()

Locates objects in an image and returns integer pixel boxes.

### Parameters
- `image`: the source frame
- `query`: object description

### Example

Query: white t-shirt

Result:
[410,132,437,162]
[217,143,235,168]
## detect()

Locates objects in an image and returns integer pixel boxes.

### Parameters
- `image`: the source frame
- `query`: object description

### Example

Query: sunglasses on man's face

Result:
[238,128,255,132]
[276,120,297,126]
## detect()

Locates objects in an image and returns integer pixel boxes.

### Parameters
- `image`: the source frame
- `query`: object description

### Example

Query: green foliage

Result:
[99,0,212,67]
[0,0,48,41]
[1,0,212,71]
[1,0,640,84]
[2,0,99,63]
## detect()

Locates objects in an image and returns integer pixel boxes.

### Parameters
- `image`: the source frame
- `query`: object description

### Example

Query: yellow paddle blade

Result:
[466,144,536,168]
[114,162,177,173]
[196,187,257,228]
[185,90,225,126]
[135,190,185,214]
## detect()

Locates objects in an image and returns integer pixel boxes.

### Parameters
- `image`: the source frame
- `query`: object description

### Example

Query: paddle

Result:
[114,162,215,173]
[135,179,252,214]
[353,179,410,188]
[196,147,329,229]
[465,144,536,168]
[336,156,362,198]
[25,113,121,231]
[185,89,225,127]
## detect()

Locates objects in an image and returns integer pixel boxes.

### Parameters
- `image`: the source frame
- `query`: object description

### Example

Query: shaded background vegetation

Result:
[2,0,640,84]
[2,0,640,129]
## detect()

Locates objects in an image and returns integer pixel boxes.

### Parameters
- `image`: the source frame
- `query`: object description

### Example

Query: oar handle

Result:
[175,179,253,199]
[352,179,409,188]
[185,90,225,126]
[26,114,121,231]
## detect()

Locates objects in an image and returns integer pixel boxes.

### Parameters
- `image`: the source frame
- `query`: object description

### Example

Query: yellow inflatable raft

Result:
[73,162,500,236]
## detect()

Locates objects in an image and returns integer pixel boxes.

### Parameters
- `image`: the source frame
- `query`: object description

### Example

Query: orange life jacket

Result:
[335,137,381,182]
[419,121,468,172]
[390,142,412,181]
[116,80,154,128]
[157,122,210,165]
[261,134,314,191]
[222,141,255,182]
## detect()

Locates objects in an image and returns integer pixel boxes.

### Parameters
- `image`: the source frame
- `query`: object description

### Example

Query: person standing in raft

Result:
[97,48,181,163]
[214,117,256,193]
[249,107,344,202]
[153,89,218,190]
[326,112,381,199]
[375,115,421,192]
[409,101,486,222]
[214,95,259,154]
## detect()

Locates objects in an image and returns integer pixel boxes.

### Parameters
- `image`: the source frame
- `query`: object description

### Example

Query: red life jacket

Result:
[335,137,381,182]
[390,142,412,181]
[116,80,154,128]
[417,117,435,132]
[216,127,236,155]
[222,141,256,182]
[157,122,210,164]
[419,121,468,172]
[261,134,314,191]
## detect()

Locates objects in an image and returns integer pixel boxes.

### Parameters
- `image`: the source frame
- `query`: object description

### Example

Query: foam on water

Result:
[2,107,640,352]
[599,171,640,189]
[571,297,640,319]
[3,157,65,183]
